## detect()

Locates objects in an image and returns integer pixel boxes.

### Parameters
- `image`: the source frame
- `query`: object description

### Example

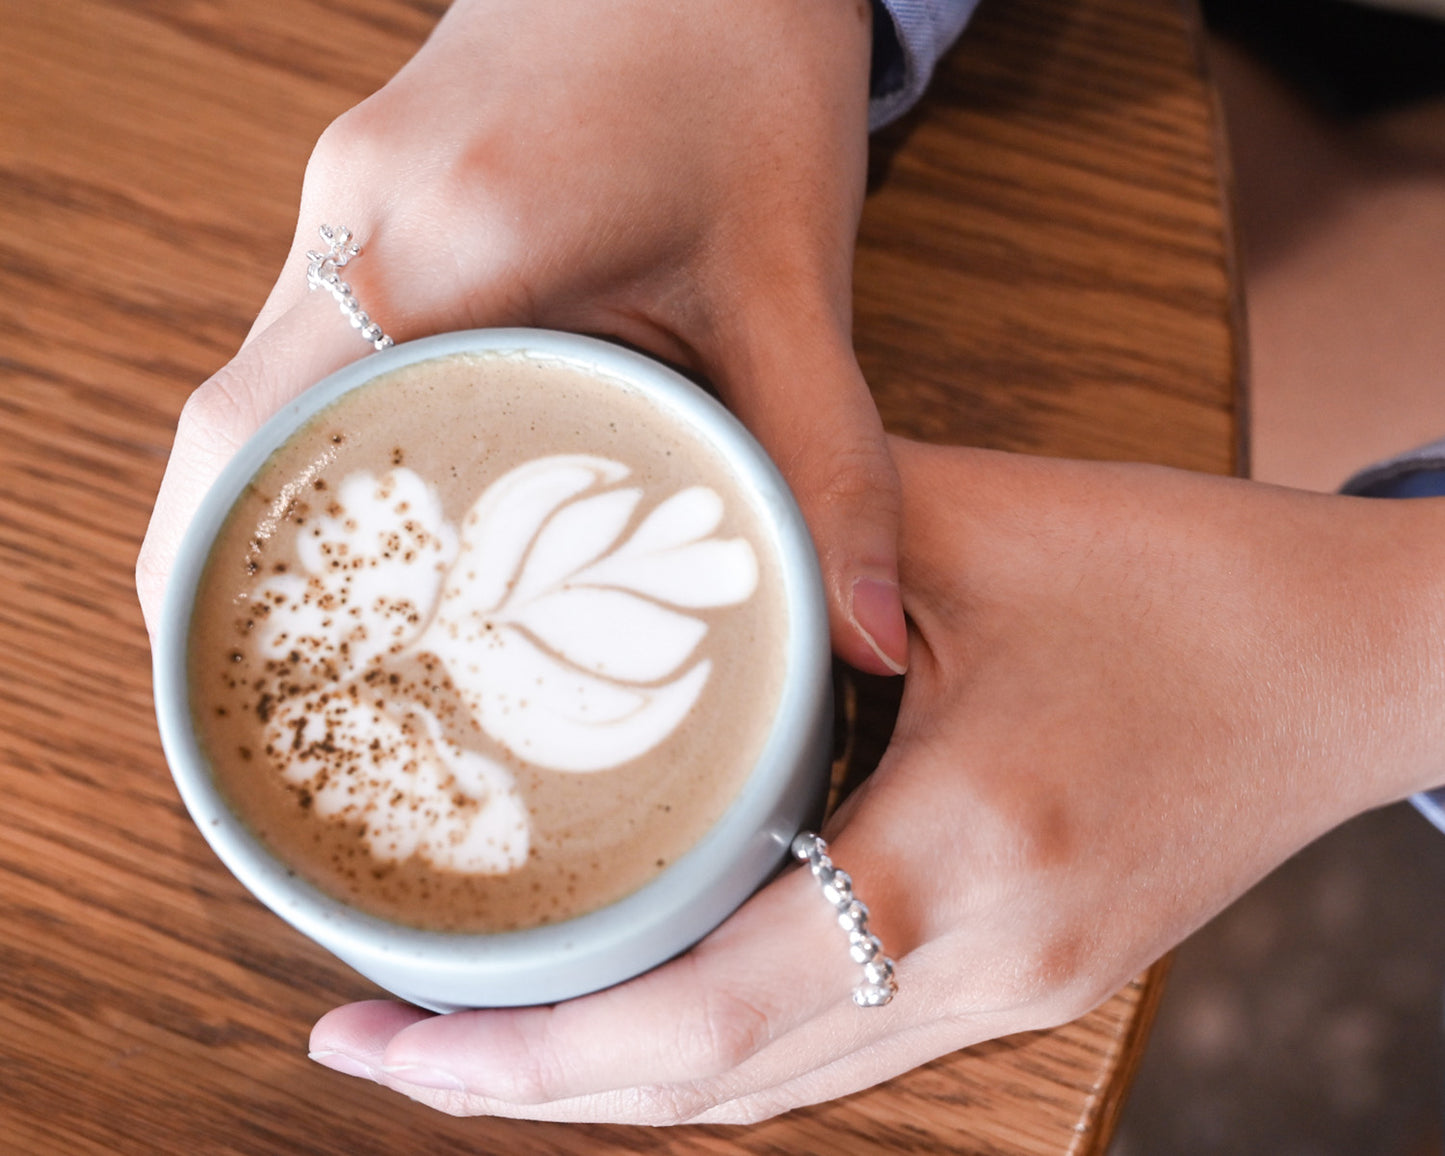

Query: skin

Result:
[134,0,908,675]
[135,0,1445,1126]
[308,442,1445,1123]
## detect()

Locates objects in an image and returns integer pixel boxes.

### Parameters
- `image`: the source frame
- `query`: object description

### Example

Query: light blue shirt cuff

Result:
[1414,789,1445,834]
[871,0,984,129]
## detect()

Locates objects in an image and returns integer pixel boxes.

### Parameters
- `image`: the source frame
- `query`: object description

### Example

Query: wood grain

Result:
[0,0,1239,1152]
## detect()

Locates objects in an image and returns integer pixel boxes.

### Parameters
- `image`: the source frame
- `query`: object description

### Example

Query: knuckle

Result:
[1008,796,1081,875]
[306,99,394,190]
[809,439,895,514]
[977,928,1103,1023]
[698,1089,793,1126]
[1013,933,1087,1005]
[302,95,519,296]
[482,1034,572,1105]
[673,986,773,1076]
[780,439,901,554]
[175,367,260,461]
[620,1082,719,1127]
[1037,946,1125,1025]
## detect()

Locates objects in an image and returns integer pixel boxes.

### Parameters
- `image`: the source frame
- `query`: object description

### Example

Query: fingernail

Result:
[849,577,908,675]
[309,1050,381,1082]
[381,1063,470,1092]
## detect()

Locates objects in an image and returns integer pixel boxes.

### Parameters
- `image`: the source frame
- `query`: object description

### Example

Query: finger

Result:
[340,951,1041,1127]
[363,988,928,1126]
[704,314,906,676]
[310,776,1055,1128]
[135,295,381,637]
[309,1000,433,1082]
[689,1010,995,1125]
[309,830,910,1114]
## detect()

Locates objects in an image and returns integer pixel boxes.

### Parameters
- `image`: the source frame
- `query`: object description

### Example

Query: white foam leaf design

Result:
[447,456,628,614]
[509,487,643,607]
[248,453,757,874]
[419,454,758,776]
[512,588,707,682]
[265,693,528,873]
[255,468,457,676]
[423,627,714,773]
[622,486,725,551]
[573,486,758,607]
[247,465,528,875]
[578,540,760,608]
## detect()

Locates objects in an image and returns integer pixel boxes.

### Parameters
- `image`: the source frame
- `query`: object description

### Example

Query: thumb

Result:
[707,319,906,676]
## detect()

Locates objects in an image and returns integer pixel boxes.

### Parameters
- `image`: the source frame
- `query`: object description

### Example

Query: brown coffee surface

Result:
[190,351,786,932]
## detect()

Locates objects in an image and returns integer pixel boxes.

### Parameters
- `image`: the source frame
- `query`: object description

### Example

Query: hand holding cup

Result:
[135,0,906,675]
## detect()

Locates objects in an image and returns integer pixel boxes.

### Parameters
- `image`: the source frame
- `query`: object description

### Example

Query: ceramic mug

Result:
[153,329,833,1011]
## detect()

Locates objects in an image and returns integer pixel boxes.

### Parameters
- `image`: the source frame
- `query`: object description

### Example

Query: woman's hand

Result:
[308,441,1445,1123]
[135,0,907,674]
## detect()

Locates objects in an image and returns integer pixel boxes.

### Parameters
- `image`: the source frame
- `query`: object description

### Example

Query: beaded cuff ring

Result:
[306,225,393,351]
[792,832,898,1007]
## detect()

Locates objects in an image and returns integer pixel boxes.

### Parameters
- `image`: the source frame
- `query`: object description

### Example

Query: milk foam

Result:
[247,454,758,874]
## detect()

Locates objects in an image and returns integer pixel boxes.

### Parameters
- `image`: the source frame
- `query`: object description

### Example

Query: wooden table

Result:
[0,0,1240,1152]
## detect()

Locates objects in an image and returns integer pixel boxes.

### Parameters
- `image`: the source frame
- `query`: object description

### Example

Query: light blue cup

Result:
[153,329,832,1012]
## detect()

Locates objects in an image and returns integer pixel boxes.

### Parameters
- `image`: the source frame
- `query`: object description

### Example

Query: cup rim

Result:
[153,328,830,1000]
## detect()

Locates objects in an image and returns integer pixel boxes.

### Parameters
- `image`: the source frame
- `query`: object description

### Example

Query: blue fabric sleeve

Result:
[870,0,984,129]
[1341,436,1445,832]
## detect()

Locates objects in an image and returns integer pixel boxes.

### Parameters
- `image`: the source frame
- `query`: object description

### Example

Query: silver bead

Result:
[837,899,868,933]
[792,829,897,1009]
[853,984,895,1008]
[822,870,852,906]
[848,931,883,964]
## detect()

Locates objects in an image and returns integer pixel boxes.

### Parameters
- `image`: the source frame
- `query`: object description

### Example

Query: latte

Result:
[189,351,787,933]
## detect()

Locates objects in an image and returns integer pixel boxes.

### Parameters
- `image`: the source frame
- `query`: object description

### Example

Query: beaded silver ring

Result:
[305,225,394,351]
[792,831,897,1007]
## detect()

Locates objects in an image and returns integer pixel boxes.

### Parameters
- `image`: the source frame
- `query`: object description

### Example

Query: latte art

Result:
[429,455,758,772]
[191,350,788,932]
[248,455,758,875]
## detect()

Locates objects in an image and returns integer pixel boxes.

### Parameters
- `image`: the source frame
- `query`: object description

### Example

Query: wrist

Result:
[1319,494,1445,812]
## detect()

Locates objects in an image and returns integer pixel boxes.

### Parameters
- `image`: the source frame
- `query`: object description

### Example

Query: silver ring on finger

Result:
[792,831,898,1007]
[305,224,393,351]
